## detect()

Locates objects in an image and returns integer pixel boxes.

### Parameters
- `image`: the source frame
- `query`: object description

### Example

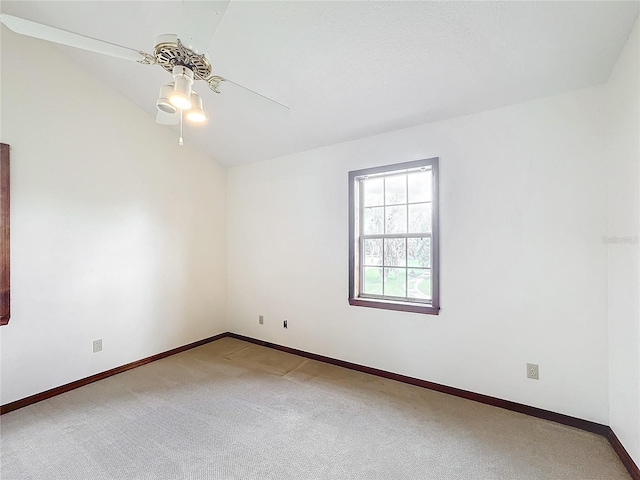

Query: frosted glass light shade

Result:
[186,92,207,123]
[156,83,176,114]
[170,66,194,110]
[170,90,191,110]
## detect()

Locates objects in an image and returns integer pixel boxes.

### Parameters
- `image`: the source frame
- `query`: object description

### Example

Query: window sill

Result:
[348,297,440,315]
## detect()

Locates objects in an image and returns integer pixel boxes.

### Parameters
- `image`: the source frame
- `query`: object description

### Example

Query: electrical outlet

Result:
[93,339,103,353]
[283,320,287,329]
[259,315,264,325]
[527,363,539,380]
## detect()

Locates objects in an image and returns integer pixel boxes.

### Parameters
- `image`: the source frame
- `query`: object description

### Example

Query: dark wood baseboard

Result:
[227,332,639,480]
[607,428,640,480]
[2,331,638,479]
[226,333,608,433]
[0,332,227,415]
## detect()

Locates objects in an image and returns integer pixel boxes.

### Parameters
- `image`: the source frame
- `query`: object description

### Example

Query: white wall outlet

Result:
[93,339,103,353]
[527,363,539,380]
[259,315,264,325]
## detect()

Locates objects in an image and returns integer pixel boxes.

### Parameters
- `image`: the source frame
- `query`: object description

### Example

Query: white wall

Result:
[606,19,640,465]
[0,29,227,405]
[227,86,609,423]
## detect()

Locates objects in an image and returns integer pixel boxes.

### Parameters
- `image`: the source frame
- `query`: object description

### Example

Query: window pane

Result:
[408,203,431,233]
[408,171,432,203]
[363,178,383,207]
[408,238,431,268]
[385,205,407,234]
[364,239,382,266]
[383,268,406,297]
[408,268,431,299]
[363,267,382,295]
[385,174,406,205]
[364,207,383,234]
[384,238,406,267]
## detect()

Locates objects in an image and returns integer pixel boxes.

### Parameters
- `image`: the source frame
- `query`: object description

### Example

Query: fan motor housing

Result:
[153,34,212,79]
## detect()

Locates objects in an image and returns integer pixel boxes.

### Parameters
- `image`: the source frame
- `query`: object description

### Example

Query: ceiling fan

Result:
[0,3,288,145]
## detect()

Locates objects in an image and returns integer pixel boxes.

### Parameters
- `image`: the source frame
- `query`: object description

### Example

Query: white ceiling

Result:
[1,1,638,167]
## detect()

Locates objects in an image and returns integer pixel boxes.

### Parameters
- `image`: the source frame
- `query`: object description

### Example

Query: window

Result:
[349,158,439,314]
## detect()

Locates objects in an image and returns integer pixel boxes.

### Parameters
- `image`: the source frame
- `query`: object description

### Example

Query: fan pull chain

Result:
[178,110,184,146]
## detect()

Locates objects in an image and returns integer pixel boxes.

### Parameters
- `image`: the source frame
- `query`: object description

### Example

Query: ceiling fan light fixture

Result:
[170,90,191,110]
[156,83,177,114]
[170,65,194,110]
[186,92,207,123]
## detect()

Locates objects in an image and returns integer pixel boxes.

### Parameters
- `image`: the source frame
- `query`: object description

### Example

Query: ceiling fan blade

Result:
[178,0,231,55]
[0,14,145,62]
[156,110,180,126]
[220,78,290,112]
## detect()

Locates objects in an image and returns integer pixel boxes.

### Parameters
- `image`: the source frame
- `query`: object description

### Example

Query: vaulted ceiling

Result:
[1,1,638,166]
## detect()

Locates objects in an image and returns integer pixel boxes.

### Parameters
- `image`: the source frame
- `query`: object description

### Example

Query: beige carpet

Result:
[0,337,630,479]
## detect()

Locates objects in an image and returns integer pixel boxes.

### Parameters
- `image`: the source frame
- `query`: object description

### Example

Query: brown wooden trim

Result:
[0,143,9,326]
[2,330,638,479]
[229,333,640,478]
[228,333,640,477]
[227,333,609,434]
[0,333,227,414]
[430,158,440,310]
[348,169,356,300]
[349,297,440,314]
[607,428,640,480]
[348,157,440,314]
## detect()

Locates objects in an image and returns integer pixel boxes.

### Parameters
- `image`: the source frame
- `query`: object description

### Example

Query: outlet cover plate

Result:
[259,315,264,325]
[527,363,539,380]
[93,339,103,353]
